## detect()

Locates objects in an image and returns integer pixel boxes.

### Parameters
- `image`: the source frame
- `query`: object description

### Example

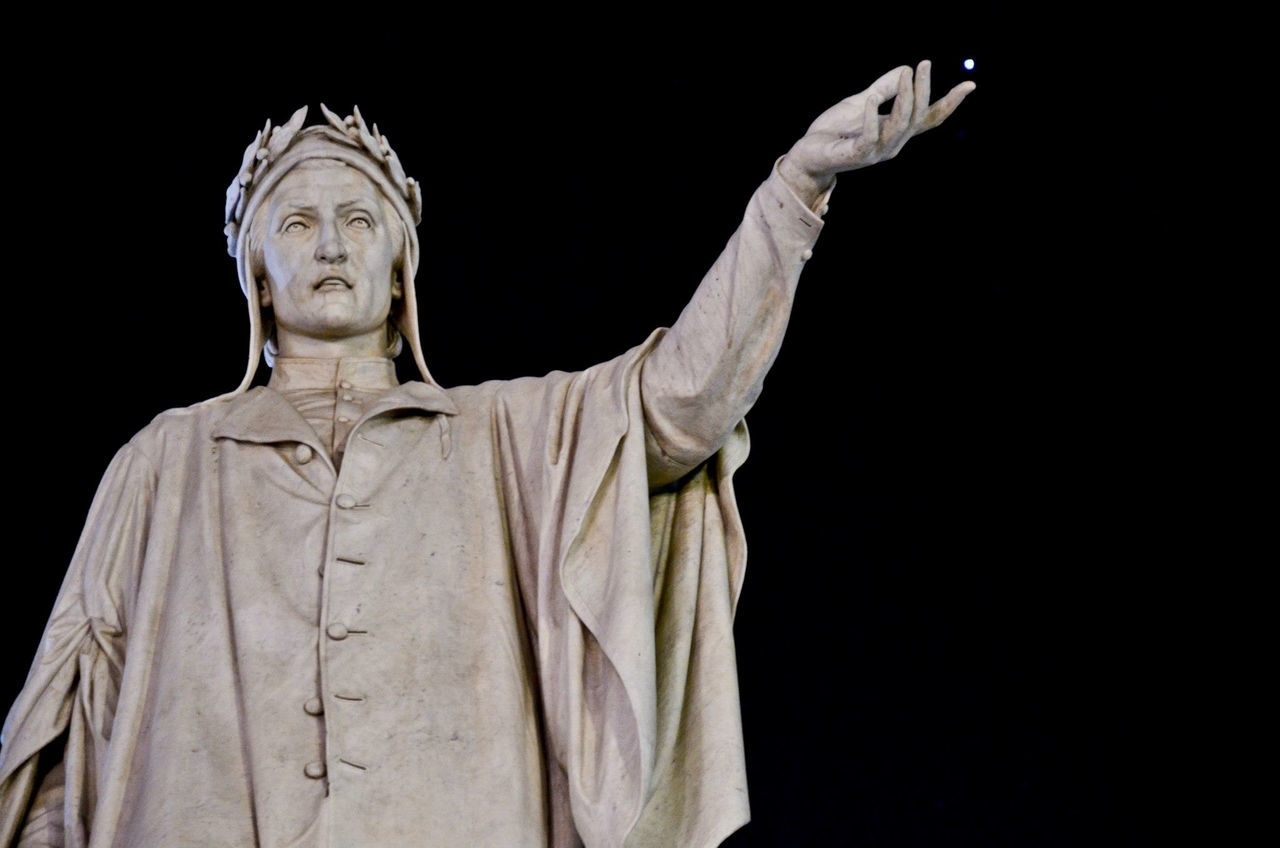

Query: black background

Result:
[3,11,1196,847]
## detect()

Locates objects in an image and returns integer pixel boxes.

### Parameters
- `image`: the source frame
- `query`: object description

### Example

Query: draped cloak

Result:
[0,163,829,848]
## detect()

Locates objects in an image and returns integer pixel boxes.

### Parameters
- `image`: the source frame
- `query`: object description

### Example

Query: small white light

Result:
[963,58,975,71]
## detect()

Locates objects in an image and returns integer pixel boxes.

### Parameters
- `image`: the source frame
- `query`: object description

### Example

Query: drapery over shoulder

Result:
[482,161,828,846]
[0,443,155,848]
[492,327,752,848]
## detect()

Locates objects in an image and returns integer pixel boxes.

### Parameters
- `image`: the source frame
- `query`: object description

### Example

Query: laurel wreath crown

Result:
[223,104,423,256]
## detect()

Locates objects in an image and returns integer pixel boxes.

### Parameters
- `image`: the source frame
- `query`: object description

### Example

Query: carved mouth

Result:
[314,276,351,291]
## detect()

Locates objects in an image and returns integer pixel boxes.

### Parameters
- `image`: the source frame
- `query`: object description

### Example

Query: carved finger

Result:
[923,81,977,131]
[808,99,864,136]
[864,65,910,104]
[911,60,932,128]
[882,67,913,153]
[863,94,882,149]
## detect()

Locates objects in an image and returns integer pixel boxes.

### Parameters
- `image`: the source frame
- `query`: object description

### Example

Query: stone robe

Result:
[0,164,829,848]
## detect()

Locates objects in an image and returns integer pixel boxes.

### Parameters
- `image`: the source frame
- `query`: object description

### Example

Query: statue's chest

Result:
[189,412,544,838]
[211,411,514,624]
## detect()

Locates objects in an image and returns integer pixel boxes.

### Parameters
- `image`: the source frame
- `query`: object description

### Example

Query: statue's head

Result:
[223,105,432,395]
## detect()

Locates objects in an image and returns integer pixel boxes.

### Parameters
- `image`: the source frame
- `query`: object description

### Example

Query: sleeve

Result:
[494,332,754,848]
[0,443,155,848]
[641,158,833,487]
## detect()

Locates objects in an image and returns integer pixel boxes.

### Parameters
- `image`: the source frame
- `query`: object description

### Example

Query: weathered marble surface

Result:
[0,63,971,848]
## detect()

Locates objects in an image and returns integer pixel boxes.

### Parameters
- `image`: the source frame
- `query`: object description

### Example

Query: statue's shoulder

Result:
[440,369,587,417]
[149,389,249,427]
[441,343,657,422]
[441,374,550,402]
[123,389,262,461]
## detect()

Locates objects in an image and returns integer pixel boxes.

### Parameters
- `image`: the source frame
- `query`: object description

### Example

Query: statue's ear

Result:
[391,270,403,300]
[257,277,273,308]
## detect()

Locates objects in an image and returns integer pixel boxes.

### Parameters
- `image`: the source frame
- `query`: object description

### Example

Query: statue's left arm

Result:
[641,60,975,487]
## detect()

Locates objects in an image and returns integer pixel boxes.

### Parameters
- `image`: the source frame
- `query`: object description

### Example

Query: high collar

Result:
[268,356,400,393]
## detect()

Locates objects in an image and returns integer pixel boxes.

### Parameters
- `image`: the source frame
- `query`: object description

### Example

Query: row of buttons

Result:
[309,402,367,780]
[336,381,365,428]
[306,379,367,785]
[286,380,365,464]
[303,688,325,777]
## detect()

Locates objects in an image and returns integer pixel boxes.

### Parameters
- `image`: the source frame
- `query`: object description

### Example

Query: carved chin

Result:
[312,310,392,339]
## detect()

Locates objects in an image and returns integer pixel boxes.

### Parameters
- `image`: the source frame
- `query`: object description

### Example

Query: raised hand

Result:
[778,60,976,207]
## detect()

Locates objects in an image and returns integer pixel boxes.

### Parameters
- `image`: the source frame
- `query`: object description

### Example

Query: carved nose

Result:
[316,226,348,263]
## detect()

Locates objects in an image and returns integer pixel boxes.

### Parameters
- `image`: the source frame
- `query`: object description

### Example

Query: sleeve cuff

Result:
[752,157,833,258]
[769,155,835,218]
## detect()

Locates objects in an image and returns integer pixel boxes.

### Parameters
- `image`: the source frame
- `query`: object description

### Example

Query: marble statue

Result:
[0,62,973,848]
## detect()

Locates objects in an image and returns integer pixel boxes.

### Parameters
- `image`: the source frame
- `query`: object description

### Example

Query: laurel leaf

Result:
[235,130,262,184]
[385,149,408,194]
[224,222,239,257]
[351,105,384,164]
[319,103,347,134]
[267,105,309,159]
[407,178,423,225]
[224,179,241,224]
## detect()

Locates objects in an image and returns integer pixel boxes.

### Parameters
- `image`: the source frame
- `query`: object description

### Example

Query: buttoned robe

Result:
[0,164,828,848]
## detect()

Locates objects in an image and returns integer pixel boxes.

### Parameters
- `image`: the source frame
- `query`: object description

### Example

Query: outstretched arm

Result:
[641,60,974,487]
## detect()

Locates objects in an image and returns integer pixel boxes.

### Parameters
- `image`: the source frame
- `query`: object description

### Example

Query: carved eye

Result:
[348,216,372,230]
[283,220,308,234]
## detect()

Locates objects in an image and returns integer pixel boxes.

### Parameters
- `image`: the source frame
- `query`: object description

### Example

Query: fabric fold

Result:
[517,330,752,847]
[1,444,150,848]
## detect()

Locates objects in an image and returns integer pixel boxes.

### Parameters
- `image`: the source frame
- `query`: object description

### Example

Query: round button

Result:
[294,444,313,464]
[342,394,354,402]
[326,623,349,640]
[801,248,814,261]
[337,416,351,424]
[339,381,353,390]
[335,494,357,509]
[304,761,326,779]
[304,697,324,716]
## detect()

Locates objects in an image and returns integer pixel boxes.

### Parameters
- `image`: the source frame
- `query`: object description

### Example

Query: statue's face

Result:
[258,163,402,345]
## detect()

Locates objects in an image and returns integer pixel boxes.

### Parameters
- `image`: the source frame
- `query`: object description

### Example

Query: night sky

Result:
[3,11,1193,846]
